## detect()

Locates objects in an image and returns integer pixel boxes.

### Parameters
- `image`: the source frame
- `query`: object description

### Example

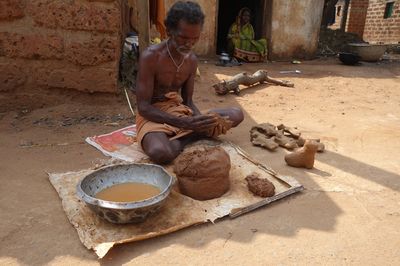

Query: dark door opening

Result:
[216,0,266,55]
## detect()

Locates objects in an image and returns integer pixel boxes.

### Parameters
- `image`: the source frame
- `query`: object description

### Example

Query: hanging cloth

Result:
[150,0,167,39]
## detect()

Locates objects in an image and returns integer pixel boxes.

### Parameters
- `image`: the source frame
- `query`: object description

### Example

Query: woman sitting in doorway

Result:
[227,7,267,62]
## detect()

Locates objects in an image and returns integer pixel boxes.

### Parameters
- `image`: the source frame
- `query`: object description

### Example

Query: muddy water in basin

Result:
[95,182,160,202]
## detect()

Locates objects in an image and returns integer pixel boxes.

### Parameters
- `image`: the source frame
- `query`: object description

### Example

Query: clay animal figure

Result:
[213,70,294,95]
[274,131,298,150]
[296,137,325,152]
[284,140,319,169]
[277,123,301,139]
[254,122,277,136]
[250,130,279,151]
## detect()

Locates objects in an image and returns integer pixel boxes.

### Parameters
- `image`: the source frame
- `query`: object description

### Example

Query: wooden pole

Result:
[137,0,150,53]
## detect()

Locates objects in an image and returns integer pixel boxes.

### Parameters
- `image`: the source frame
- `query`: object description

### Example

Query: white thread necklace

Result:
[166,39,186,72]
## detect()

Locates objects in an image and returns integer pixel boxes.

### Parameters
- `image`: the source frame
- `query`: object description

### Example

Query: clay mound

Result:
[173,146,231,201]
[245,172,275,197]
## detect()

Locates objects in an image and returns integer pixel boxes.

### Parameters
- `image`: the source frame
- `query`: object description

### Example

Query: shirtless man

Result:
[136,1,244,164]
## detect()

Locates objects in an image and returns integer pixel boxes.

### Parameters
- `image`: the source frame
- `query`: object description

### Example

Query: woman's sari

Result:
[227,8,267,62]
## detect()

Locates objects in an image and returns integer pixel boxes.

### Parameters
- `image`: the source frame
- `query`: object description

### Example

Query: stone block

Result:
[0,0,24,21]
[28,0,120,33]
[66,36,119,66]
[0,32,64,60]
[0,63,26,91]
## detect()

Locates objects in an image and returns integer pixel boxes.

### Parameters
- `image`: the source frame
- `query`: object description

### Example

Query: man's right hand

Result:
[181,114,218,132]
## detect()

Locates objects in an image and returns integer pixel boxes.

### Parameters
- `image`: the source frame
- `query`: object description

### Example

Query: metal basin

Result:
[347,43,387,62]
[76,163,173,224]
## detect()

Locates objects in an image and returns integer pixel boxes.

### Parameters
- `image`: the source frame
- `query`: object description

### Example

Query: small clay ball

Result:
[173,146,231,201]
[245,172,275,197]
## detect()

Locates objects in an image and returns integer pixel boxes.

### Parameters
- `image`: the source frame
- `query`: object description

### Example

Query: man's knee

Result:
[145,143,177,164]
[230,107,244,127]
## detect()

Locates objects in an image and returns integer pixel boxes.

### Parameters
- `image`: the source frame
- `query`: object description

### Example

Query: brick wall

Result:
[0,0,126,93]
[363,0,400,43]
[346,0,369,37]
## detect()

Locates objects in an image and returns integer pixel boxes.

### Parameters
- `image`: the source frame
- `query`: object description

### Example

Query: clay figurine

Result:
[213,70,294,95]
[250,130,279,151]
[274,130,298,150]
[277,123,301,139]
[284,140,319,169]
[296,137,325,152]
[252,123,278,136]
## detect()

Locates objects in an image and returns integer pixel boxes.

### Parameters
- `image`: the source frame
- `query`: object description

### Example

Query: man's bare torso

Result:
[145,41,196,103]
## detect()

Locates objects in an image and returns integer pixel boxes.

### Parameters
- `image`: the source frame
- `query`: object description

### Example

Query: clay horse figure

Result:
[213,70,294,95]
[284,140,319,169]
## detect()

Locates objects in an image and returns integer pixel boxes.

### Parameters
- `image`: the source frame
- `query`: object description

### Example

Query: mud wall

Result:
[131,0,325,60]
[363,0,400,44]
[0,0,126,93]
[161,0,217,56]
[129,0,216,55]
[268,0,324,60]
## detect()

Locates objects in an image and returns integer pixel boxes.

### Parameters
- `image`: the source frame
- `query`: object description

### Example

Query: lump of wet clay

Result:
[250,129,279,151]
[203,112,233,138]
[173,146,231,201]
[284,140,319,169]
[245,172,275,197]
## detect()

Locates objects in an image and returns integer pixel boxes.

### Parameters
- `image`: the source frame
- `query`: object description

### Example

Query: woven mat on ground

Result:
[48,126,303,258]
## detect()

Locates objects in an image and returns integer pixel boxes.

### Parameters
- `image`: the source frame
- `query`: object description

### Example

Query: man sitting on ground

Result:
[135,1,244,164]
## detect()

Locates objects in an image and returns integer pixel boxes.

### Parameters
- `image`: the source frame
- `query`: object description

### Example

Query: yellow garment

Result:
[227,7,267,60]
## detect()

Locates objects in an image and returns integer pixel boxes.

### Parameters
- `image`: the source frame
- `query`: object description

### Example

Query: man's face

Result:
[170,20,202,55]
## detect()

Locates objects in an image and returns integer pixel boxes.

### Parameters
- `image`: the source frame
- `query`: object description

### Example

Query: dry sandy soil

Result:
[1,58,400,265]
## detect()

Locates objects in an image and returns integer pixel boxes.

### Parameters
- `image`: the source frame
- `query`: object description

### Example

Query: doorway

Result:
[216,0,267,55]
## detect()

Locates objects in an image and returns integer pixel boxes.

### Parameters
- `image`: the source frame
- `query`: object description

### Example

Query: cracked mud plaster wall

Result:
[269,0,324,60]
[159,0,323,59]
[129,0,216,56]
[165,0,217,56]
[130,0,325,60]
[0,0,128,93]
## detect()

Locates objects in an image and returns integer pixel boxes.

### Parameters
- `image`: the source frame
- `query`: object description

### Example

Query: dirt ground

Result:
[1,58,400,265]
